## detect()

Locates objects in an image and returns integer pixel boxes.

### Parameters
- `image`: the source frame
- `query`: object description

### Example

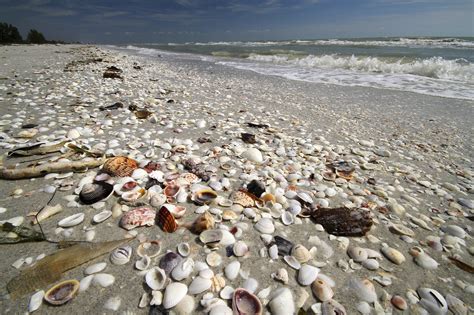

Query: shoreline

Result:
[0,44,472,314]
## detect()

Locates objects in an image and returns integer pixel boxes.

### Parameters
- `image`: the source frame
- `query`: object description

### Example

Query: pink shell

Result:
[120,207,156,230]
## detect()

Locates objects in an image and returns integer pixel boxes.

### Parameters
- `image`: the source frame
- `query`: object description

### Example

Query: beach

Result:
[0,44,473,314]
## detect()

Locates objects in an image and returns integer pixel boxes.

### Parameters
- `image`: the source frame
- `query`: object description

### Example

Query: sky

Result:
[0,0,472,43]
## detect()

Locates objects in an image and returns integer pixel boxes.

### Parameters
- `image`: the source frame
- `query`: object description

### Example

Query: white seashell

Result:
[418,288,448,315]
[67,128,81,139]
[135,255,151,271]
[261,234,273,245]
[271,268,289,284]
[292,244,311,263]
[145,267,167,290]
[281,211,294,225]
[110,246,132,265]
[150,291,163,306]
[441,225,466,239]
[104,297,121,311]
[284,255,301,270]
[92,210,112,224]
[84,262,107,275]
[206,252,222,267]
[139,293,150,308]
[172,258,194,281]
[269,244,279,260]
[348,278,377,303]
[219,230,236,246]
[34,204,62,224]
[298,264,320,286]
[269,287,295,315]
[79,275,94,292]
[132,168,148,180]
[242,277,259,293]
[362,259,379,270]
[196,119,206,128]
[233,241,249,257]
[57,213,84,227]
[188,276,212,295]
[177,242,190,257]
[220,286,234,300]
[92,273,115,287]
[257,286,272,300]
[242,148,263,163]
[255,217,275,234]
[347,247,368,263]
[209,305,233,315]
[446,294,468,315]
[163,282,188,309]
[85,230,95,242]
[224,261,240,280]
[28,290,44,313]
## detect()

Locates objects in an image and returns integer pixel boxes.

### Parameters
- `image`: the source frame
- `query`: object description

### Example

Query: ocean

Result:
[114,37,474,101]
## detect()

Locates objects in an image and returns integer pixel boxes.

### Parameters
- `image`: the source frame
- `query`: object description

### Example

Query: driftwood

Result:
[0,158,105,180]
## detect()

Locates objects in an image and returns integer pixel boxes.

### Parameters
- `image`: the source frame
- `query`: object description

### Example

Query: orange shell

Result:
[157,206,178,233]
[103,156,138,177]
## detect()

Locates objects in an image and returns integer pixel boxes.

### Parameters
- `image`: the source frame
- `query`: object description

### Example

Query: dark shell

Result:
[79,182,113,205]
[159,252,182,275]
[232,288,262,315]
[246,180,265,198]
[311,207,373,237]
[99,102,123,111]
[44,279,80,305]
[241,133,256,144]
[157,206,178,233]
[272,236,294,256]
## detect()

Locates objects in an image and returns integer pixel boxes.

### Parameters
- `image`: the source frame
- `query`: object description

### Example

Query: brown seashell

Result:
[241,133,256,144]
[311,279,334,302]
[310,207,373,237]
[261,193,276,204]
[44,279,80,305]
[232,288,262,315]
[134,110,153,119]
[157,206,178,233]
[103,156,138,177]
[193,189,218,205]
[164,183,181,198]
[189,211,215,234]
[232,190,256,208]
[391,295,407,310]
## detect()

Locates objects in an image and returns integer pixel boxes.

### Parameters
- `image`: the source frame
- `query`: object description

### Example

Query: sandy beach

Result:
[0,44,473,314]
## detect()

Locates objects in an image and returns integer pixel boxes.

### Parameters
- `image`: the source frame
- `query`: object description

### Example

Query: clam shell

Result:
[177,242,190,257]
[273,236,294,256]
[224,261,240,280]
[206,252,222,267]
[347,247,368,263]
[311,278,334,302]
[242,278,259,293]
[298,264,320,286]
[188,276,212,295]
[58,213,84,227]
[322,299,347,315]
[233,241,249,257]
[348,278,377,303]
[269,288,295,315]
[145,267,167,290]
[232,288,263,315]
[292,244,311,263]
[241,148,263,163]
[193,189,218,205]
[391,295,408,310]
[110,246,132,265]
[79,182,113,205]
[389,224,415,237]
[254,218,275,234]
[137,240,161,258]
[102,156,138,177]
[121,187,147,202]
[92,210,112,224]
[381,246,405,265]
[159,252,183,275]
[119,207,156,230]
[44,280,80,305]
[28,290,44,312]
[281,211,294,225]
[171,258,194,281]
[163,282,188,309]
[410,247,439,269]
[284,255,301,270]
[135,255,151,270]
[104,296,121,311]
[84,262,107,275]
[418,288,448,315]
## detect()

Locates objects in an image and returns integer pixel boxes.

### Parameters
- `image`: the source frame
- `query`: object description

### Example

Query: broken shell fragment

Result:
[189,211,215,234]
[298,264,320,286]
[310,207,373,237]
[44,279,80,305]
[119,207,156,230]
[232,288,263,315]
[102,156,138,177]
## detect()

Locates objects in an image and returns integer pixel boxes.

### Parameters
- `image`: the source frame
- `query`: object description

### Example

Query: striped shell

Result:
[110,246,133,265]
[157,206,178,233]
[102,156,138,177]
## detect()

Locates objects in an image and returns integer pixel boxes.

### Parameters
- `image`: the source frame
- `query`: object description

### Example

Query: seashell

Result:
[103,296,121,311]
[137,240,161,258]
[163,282,188,309]
[271,268,288,284]
[179,172,200,185]
[155,205,178,233]
[242,278,258,294]
[347,247,368,263]
[200,229,223,245]
[220,286,235,300]
[224,261,240,280]
[281,211,294,225]
[292,244,311,263]
[391,295,408,310]
[29,290,44,312]
[417,288,448,315]
[310,207,373,237]
[389,224,415,237]
[131,168,148,180]
[110,245,132,265]
[210,305,233,315]
[321,299,347,315]
[232,288,263,315]
[135,255,151,271]
[102,156,138,177]
[190,211,215,233]
[232,190,255,207]
[177,242,190,257]
[273,236,294,256]
[348,278,377,303]
[298,264,320,286]
[446,294,468,315]
[362,259,379,270]
[381,246,405,265]
[44,280,80,305]
[192,189,218,205]
[188,276,212,295]
[79,275,94,293]
[222,209,238,220]
[261,193,276,204]
[241,148,263,163]
[119,207,156,230]
[171,258,194,281]
[254,218,275,234]
[409,247,438,269]
[269,288,295,315]
[199,268,214,279]
[233,241,249,257]
[174,295,195,313]
[441,225,466,239]
[58,213,84,227]
[84,262,107,275]
[32,204,63,225]
[164,183,181,198]
[284,255,301,270]
[206,252,222,267]
[311,278,334,302]
[210,274,226,292]
[145,267,167,290]
[92,210,112,224]
[121,187,147,202]
[247,180,266,198]
[159,252,182,275]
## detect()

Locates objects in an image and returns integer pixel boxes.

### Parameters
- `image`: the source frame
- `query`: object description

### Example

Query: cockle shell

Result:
[188,276,212,295]
[298,264,320,286]
[232,288,263,315]
[157,205,178,233]
[119,207,156,230]
[145,267,167,290]
[102,156,138,177]
[44,280,80,305]
[110,246,132,265]
[79,182,113,205]
[163,282,188,309]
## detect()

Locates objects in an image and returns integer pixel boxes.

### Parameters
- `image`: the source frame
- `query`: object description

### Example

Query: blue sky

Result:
[0,0,472,43]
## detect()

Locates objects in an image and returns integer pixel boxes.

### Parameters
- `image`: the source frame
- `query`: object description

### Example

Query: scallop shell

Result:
[298,264,320,286]
[79,182,113,205]
[92,210,112,224]
[58,213,84,227]
[110,246,132,265]
[157,205,178,233]
[44,280,80,305]
[193,189,218,205]
[311,278,334,302]
[163,282,188,309]
[145,267,167,290]
[119,207,156,230]
[102,156,138,177]
[137,240,161,258]
[292,244,311,263]
[232,288,263,315]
